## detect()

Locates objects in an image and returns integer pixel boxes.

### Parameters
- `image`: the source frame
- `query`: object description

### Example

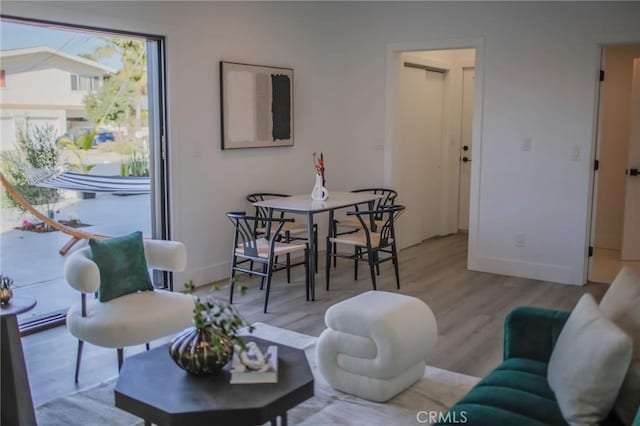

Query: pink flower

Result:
[22,220,31,227]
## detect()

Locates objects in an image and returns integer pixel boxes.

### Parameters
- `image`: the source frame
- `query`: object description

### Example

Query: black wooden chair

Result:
[326,205,405,291]
[247,193,318,278]
[227,211,309,313]
[332,188,398,269]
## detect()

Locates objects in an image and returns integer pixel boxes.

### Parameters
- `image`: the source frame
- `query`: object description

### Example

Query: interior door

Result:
[420,70,445,241]
[621,58,640,260]
[458,68,475,230]
[395,64,445,247]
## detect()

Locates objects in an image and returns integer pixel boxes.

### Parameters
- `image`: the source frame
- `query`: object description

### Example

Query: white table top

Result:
[253,191,383,213]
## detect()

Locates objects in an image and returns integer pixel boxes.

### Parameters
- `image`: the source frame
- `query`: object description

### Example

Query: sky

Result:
[1,20,126,69]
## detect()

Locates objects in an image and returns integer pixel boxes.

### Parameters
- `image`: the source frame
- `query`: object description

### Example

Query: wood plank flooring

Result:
[21,233,607,406]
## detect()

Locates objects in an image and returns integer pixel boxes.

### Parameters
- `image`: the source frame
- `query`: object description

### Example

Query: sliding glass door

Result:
[0,16,169,331]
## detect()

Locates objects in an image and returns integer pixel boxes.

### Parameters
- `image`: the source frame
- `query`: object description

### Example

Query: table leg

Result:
[1,315,36,426]
[265,208,274,238]
[144,420,151,426]
[367,200,380,273]
[326,209,335,290]
[306,212,315,301]
[281,412,288,426]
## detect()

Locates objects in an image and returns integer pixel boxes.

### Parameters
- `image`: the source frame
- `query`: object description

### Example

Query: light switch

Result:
[521,137,532,152]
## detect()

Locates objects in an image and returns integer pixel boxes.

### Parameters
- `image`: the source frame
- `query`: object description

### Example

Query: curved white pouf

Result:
[316,291,438,402]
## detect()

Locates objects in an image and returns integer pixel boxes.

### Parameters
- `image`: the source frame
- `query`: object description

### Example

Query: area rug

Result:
[36,323,479,425]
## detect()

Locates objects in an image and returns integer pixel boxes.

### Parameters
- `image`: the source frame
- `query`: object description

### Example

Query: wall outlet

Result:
[521,137,532,152]
[515,233,527,248]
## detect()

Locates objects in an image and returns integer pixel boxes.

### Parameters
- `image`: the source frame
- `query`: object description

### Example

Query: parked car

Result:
[93,131,115,144]
[56,127,115,146]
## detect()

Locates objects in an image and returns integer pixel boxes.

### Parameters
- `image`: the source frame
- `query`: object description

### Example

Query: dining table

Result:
[252,191,383,300]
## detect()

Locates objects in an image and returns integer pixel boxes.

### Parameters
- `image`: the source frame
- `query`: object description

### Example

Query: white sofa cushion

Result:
[67,290,195,348]
[548,294,632,426]
[599,267,640,425]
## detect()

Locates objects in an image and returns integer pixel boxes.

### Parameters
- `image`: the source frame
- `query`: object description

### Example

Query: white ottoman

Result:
[316,291,437,402]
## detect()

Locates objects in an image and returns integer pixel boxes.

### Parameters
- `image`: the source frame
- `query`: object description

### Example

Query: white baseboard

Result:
[468,254,581,286]
[174,261,231,291]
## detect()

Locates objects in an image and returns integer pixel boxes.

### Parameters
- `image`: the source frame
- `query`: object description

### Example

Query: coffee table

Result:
[115,337,314,426]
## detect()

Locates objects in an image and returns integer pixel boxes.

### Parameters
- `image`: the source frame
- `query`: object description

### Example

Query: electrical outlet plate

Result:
[521,137,532,152]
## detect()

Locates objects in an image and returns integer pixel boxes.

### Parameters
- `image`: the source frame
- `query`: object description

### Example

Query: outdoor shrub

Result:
[1,125,61,211]
[120,150,149,177]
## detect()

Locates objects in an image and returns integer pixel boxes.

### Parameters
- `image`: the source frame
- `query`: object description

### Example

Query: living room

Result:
[1,2,639,425]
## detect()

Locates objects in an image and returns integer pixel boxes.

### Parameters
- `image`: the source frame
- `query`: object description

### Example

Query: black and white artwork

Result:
[220,61,294,149]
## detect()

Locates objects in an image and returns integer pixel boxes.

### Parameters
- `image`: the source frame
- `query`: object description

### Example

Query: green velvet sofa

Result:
[436,307,640,426]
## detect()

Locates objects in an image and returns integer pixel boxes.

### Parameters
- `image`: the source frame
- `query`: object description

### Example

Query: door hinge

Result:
[588,246,594,257]
[594,159,599,171]
[161,135,166,161]
[599,70,605,82]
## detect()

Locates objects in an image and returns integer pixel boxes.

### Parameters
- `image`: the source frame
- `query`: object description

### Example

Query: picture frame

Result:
[220,61,294,149]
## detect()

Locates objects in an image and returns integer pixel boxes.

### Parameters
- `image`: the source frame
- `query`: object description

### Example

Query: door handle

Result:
[462,157,471,163]
[462,145,469,151]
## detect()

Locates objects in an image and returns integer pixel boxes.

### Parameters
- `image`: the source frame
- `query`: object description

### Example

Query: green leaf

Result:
[77,132,95,151]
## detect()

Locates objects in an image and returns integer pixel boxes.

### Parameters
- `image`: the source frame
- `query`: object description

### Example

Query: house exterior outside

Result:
[0,46,116,151]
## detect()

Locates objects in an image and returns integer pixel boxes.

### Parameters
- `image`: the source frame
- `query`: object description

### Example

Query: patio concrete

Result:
[0,192,150,321]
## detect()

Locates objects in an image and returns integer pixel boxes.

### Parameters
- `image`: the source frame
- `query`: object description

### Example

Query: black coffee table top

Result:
[0,297,36,317]
[115,337,314,426]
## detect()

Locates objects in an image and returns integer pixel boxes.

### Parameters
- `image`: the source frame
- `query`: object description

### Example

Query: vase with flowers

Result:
[311,152,328,201]
[169,281,253,375]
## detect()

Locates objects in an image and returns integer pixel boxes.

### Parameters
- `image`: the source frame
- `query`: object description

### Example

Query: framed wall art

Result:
[220,61,294,149]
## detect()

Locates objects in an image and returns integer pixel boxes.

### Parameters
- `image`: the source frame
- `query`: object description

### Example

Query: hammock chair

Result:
[26,168,150,195]
[1,171,109,255]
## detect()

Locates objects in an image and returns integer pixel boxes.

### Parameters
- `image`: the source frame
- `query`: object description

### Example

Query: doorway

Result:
[392,48,476,249]
[589,44,640,283]
[0,16,170,330]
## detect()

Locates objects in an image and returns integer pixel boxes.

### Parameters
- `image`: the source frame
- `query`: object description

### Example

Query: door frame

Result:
[585,32,640,283]
[384,37,485,268]
[457,65,476,231]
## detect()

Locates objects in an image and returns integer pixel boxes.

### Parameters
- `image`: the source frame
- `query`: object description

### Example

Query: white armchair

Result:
[64,239,195,382]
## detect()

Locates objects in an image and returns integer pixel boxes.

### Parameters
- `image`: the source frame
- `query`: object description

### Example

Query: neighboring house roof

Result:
[0,46,117,74]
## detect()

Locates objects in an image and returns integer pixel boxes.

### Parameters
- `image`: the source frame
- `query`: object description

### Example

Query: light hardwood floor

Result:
[22,233,606,406]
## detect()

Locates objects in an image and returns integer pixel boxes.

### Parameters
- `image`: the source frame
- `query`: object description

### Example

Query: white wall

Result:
[3,2,640,287]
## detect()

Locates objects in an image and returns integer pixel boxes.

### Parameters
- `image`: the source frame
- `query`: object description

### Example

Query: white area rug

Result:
[36,323,479,425]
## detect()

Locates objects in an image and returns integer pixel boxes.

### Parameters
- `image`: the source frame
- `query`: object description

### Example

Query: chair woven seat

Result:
[236,238,307,257]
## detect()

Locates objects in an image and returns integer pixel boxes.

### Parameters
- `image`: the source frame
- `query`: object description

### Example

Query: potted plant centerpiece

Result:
[0,275,14,304]
[169,281,253,375]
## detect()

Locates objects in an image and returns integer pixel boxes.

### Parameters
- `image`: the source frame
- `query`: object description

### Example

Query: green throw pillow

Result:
[89,231,153,302]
